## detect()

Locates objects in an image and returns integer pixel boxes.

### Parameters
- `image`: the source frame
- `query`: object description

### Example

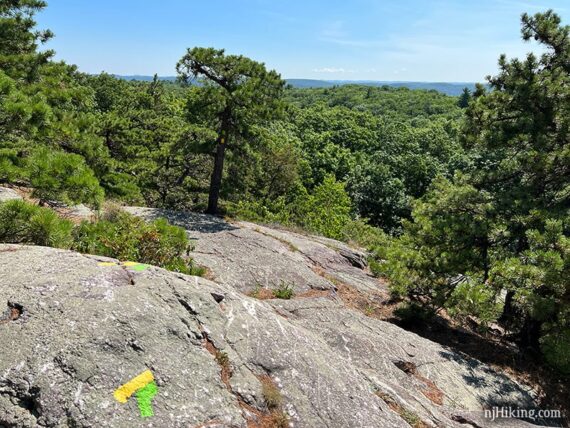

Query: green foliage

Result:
[27,147,104,207]
[340,217,389,250]
[100,172,144,205]
[297,175,352,239]
[289,101,464,231]
[73,209,199,274]
[0,199,73,248]
[380,177,496,307]
[2,0,568,375]
[285,84,462,121]
[446,279,502,325]
[381,11,569,373]
[541,328,570,375]
[272,282,295,299]
[0,0,54,81]
[347,159,409,233]
[177,47,286,213]
[491,220,569,371]
[0,149,26,183]
[457,87,471,108]
[223,122,306,202]
[229,175,352,240]
[0,200,202,275]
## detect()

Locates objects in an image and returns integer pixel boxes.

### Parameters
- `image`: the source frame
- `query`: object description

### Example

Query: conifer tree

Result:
[176,48,285,214]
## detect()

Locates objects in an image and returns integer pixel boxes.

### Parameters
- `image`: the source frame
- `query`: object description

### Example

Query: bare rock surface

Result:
[0,188,22,203]
[0,240,543,428]
[125,207,388,299]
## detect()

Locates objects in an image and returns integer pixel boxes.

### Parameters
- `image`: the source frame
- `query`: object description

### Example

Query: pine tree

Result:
[457,87,471,108]
[384,10,570,372]
[176,48,285,214]
[0,0,54,81]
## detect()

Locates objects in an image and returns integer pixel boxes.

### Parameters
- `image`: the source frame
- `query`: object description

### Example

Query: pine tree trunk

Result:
[206,133,227,215]
[499,290,515,325]
[520,316,541,352]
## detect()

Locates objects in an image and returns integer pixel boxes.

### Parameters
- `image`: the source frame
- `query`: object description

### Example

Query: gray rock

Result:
[0,244,542,427]
[0,188,22,203]
[67,204,94,219]
[125,207,387,299]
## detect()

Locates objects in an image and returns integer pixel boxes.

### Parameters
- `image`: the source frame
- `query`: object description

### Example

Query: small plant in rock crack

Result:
[215,351,230,371]
[400,409,424,427]
[250,284,262,298]
[269,411,289,428]
[261,376,283,409]
[272,282,295,299]
[259,375,289,428]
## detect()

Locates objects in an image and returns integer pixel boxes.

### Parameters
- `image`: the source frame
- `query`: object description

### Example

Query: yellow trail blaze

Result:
[114,370,154,403]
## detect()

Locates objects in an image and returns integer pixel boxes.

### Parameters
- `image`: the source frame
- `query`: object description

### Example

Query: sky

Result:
[36,0,568,82]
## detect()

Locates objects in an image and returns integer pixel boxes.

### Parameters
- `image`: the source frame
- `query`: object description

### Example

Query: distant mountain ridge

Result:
[113,75,477,96]
[286,79,479,96]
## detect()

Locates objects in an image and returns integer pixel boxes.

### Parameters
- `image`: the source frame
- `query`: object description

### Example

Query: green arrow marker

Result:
[135,380,158,418]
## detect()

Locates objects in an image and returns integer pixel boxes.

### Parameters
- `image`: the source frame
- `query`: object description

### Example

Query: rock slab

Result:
[0,244,540,427]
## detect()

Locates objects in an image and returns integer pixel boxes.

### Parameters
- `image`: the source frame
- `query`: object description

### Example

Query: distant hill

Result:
[114,75,177,82]
[113,75,477,96]
[286,79,479,96]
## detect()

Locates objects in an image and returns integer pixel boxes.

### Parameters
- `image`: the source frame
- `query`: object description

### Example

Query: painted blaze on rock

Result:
[114,369,158,418]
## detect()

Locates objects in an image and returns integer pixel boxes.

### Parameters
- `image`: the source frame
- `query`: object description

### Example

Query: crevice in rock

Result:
[123,268,136,286]
[2,386,42,421]
[177,298,198,316]
[128,339,144,353]
[339,248,367,269]
[375,390,430,428]
[394,361,444,406]
[0,302,23,324]
[16,395,39,419]
[200,328,288,427]
[451,414,484,428]
[53,355,76,378]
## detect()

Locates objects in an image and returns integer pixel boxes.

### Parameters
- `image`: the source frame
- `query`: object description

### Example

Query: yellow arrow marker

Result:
[114,370,155,404]
[98,262,117,266]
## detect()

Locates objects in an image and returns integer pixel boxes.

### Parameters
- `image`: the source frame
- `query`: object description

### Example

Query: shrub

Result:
[393,302,435,329]
[72,209,201,274]
[0,200,73,248]
[446,279,501,327]
[27,147,104,208]
[0,149,26,183]
[297,175,352,240]
[340,218,388,249]
[540,326,570,375]
[228,175,353,241]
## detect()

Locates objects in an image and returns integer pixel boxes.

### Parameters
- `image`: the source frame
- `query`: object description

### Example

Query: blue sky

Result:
[37,0,568,82]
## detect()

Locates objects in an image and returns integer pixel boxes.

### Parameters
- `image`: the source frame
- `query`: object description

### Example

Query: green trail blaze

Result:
[135,381,158,418]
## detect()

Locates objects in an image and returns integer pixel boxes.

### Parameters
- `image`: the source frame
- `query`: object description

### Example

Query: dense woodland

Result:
[0,1,568,375]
